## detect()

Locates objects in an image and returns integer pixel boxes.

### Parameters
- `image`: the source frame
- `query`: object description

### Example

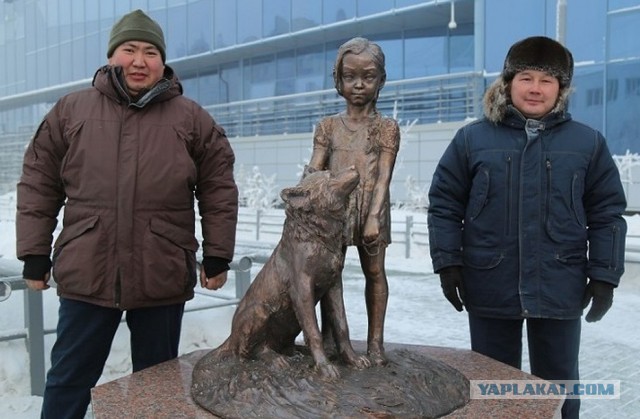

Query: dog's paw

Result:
[314,362,341,380]
[351,354,372,369]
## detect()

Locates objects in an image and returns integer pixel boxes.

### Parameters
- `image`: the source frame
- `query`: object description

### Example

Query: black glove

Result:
[438,266,465,312]
[21,255,52,281]
[201,256,231,278]
[581,280,614,323]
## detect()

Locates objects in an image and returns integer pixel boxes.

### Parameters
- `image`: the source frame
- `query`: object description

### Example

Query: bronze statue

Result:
[191,38,469,418]
[193,166,369,379]
[307,37,400,365]
[191,166,469,419]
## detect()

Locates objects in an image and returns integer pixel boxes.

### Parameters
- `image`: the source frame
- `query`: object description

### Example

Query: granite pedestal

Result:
[91,342,563,418]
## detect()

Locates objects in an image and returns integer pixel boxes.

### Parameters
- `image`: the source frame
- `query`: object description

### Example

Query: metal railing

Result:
[0,256,254,397]
[238,209,428,259]
[204,72,483,137]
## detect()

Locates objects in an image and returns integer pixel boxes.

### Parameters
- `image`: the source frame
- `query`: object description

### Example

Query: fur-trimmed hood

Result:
[482,75,572,123]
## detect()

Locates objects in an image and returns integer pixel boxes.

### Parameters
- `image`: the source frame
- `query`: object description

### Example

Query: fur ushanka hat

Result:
[502,36,574,88]
[483,36,574,122]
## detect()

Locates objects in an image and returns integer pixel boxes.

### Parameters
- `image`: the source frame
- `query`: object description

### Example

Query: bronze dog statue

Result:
[194,166,369,379]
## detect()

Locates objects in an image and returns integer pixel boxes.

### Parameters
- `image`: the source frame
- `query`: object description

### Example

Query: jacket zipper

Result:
[115,267,122,308]
[611,225,619,270]
[545,157,552,227]
[505,155,512,236]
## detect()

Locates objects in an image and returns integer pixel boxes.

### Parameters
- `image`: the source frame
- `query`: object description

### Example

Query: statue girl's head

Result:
[333,37,386,104]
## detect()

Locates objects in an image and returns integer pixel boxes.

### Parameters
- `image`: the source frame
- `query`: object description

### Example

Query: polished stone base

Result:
[91,342,563,418]
[192,346,469,418]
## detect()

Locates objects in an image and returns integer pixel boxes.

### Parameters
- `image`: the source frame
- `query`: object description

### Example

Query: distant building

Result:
[1,0,639,206]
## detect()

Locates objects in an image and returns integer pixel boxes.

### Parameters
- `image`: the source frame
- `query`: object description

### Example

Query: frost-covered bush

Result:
[235,165,279,210]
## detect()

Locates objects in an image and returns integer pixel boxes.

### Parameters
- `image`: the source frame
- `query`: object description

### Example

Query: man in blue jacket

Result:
[427,36,627,419]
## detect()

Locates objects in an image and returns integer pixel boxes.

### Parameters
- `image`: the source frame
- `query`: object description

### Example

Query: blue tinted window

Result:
[449,29,473,73]
[323,0,355,24]
[264,0,290,37]
[405,29,447,78]
[245,55,276,99]
[325,43,340,90]
[373,37,402,82]
[357,0,387,16]
[608,0,640,8]
[221,62,241,102]
[188,1,213,55]
[181,77,199,101]
[71,0,85,80]
[114,1,130,17]
[148,0,167,10]
[292,1,320,31]
[607,9,640,60]
[166,3,187,59]
[484,0,548,73]
[214,0,236,48]
[396,0,428,7]
[296,46,324,93]
[199,72,221,105]
[237,0,262,43]
[276,51,295,96]
[566,1,606,63]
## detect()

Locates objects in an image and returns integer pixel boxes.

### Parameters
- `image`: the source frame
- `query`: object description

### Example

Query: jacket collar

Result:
[500,104,570,130]
[92,65,182,107]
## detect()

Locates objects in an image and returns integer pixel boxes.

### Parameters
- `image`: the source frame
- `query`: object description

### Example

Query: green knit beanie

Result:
[107,9,166,62]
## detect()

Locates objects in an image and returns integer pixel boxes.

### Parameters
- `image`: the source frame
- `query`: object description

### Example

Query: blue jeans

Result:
[41,298,185,419]
[469,314,581,419]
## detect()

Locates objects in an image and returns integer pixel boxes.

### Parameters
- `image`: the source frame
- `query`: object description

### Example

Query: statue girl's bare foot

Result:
[368,344,387,366]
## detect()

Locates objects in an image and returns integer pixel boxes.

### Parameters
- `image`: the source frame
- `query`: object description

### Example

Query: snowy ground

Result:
[1,196,640,418]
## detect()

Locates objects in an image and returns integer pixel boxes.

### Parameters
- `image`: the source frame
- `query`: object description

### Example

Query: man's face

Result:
[108,41,165,96]
[510,69,560,119]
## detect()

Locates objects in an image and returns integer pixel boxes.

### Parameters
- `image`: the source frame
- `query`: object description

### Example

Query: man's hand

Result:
[200,269,228,291]
[438,266,465,312]
[582,279,614,322]
[25,272,51,291]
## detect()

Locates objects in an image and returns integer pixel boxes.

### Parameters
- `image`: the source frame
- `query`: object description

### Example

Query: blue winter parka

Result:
[428,104,627,319]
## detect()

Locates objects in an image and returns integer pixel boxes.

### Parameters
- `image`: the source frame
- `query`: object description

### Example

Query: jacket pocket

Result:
[141,218,198,300]
[542,248,588,312]
[464,246,504,270]
[467,168,490,220]
[52,215,108,296]
[462,247,517,310]
[544,157,587,243]
[571,172,586,227]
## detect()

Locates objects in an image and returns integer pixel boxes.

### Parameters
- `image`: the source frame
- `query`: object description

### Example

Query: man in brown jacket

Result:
[16,10,238,419]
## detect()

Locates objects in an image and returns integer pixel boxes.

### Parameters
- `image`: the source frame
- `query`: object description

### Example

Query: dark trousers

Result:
[469,314,581,419]
[41,298,185,419]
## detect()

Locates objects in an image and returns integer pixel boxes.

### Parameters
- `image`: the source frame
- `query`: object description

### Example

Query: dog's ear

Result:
[301,165,318,179]
[281,186,311,211]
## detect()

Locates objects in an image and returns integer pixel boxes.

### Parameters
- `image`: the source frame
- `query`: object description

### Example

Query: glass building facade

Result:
[0,0,639,190]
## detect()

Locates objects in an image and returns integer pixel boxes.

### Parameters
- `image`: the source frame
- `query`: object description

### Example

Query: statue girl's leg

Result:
[358,245,388,365]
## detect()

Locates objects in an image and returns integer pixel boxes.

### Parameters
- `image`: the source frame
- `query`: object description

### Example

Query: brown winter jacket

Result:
[16,65,238,310]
